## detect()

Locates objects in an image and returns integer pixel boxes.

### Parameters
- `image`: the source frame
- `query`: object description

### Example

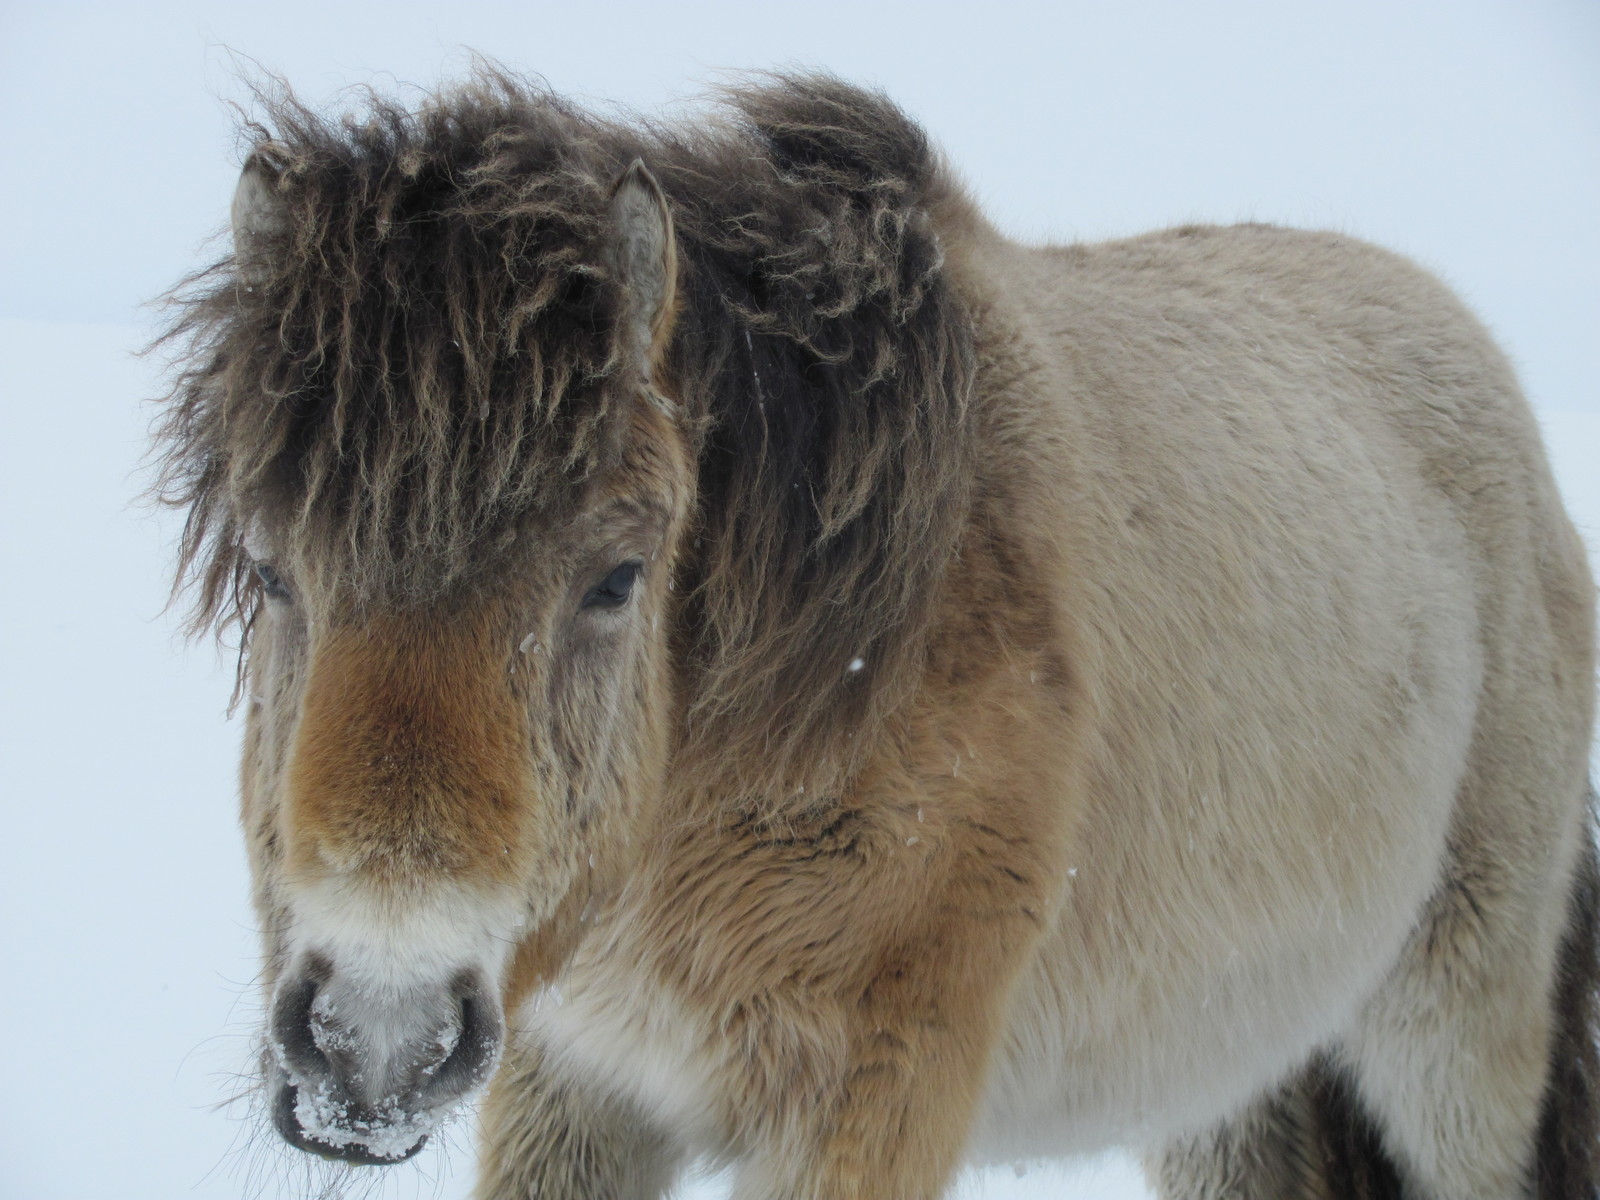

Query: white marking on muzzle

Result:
[270,879,526,1152]
[284,876,526,994]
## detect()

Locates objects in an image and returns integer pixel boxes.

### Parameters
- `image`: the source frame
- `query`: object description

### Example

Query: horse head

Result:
[227,150,690,1162]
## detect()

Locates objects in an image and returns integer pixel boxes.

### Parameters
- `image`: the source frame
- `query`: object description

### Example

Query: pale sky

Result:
[0,3,1595,1198]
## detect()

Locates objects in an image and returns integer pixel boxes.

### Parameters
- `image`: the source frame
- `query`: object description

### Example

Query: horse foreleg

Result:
[728,822,1056,1200]
[728,933,1024,1200]
[475,1031,684,1200]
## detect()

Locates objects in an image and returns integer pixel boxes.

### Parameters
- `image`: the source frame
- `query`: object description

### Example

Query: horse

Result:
[154,72,1598,1198]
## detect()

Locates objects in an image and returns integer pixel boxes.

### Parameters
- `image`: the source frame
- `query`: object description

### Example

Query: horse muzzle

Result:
[265,956,503,1164]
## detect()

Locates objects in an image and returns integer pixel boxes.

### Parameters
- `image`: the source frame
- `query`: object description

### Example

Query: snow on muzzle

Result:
[266,954,503,1164]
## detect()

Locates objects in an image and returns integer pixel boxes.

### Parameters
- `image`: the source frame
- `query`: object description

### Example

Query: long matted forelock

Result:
[153,70,977,795]
[154,76,629,621]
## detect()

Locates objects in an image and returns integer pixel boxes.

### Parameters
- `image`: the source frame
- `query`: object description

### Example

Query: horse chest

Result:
[528,956,726,1145]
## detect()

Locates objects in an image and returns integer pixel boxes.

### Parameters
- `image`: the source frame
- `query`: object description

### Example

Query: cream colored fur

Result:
[956,222,1592,1199]
[479,218,1594,1199]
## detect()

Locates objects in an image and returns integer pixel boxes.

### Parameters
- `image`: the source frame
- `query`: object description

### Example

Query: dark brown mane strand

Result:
[658,75,977,798]
[152,70,977,799]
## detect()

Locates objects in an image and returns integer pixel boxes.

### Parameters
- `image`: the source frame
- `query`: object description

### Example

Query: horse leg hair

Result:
[1338,788,1600,1200]
[1532,810,1600,1200]
[474,1033,683,1200]
[1148,1054,1404,1200]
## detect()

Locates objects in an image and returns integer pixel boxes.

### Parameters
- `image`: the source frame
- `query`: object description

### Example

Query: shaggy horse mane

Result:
[154,70,977,796]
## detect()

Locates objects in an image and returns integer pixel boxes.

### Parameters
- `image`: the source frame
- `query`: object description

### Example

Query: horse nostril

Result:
[271,972,332,1080]
[424,981,502,1102]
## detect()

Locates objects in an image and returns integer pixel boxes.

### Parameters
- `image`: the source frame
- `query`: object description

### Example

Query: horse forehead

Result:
[285,421,685,588]
[300,610,516,733]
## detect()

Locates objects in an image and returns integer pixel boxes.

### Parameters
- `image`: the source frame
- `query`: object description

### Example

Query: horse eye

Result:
[581,560,642,611]
[255,562,291,602]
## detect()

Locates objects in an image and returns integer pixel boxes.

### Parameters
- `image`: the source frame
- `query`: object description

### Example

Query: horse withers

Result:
[156,74,1598,1198]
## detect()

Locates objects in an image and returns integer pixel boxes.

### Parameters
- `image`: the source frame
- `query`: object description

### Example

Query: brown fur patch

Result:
[286,611,533,881]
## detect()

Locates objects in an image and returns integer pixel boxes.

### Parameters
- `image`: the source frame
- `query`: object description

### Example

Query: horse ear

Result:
[231,154,286,278]
[607,159,678,380]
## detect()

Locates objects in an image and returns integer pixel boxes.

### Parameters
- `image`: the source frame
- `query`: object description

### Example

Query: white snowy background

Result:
[1,2,1595,1198]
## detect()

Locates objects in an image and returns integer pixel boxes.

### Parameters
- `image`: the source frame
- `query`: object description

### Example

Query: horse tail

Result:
[1535,793,1600,1200]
